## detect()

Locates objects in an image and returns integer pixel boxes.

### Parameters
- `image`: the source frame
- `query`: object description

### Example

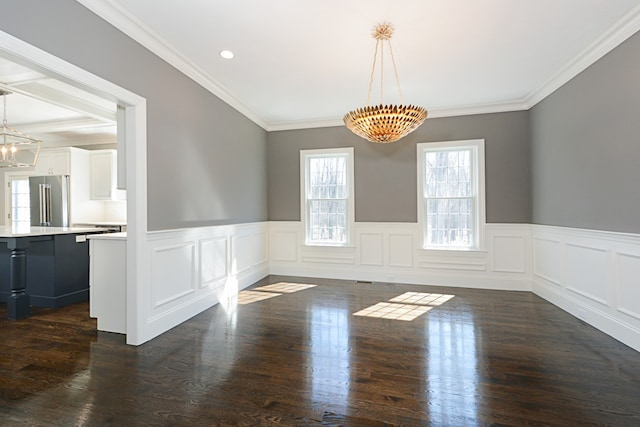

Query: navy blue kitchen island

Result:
[0,226,108,319]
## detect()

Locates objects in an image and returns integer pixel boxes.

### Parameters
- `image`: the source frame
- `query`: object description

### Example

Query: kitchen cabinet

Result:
[34,149,70,175]
[89,232,126,334]
[0,226,110,318]
[90,150,125,200]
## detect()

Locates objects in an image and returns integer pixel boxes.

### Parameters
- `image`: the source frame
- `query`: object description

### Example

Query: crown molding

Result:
[426,100,529,119]
[525,3,640,107]
[76,0,640,132]
[76,0,268,130]
[267,117,344,132]
[267,100,529,132]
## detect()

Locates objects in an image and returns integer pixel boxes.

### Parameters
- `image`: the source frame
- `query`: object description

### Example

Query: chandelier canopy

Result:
[343,23,427,144]
[0,90,41,168]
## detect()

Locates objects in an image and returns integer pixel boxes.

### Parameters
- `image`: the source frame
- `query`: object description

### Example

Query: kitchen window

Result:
[417,139,485,250]
[300,147,354,246]
[4,175,31,227]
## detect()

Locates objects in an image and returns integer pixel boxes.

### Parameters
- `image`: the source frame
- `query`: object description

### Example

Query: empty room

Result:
[1,1,640,425]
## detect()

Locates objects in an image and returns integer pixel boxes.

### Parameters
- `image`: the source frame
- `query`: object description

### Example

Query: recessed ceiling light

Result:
[219,50,234,59]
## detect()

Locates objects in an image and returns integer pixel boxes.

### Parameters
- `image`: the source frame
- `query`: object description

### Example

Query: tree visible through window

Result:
[301,148,354,246]
[418,140,485,250]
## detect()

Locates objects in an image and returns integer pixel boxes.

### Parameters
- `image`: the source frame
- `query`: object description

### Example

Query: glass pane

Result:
[425,198,473,247]
[309,156,347,199]
[424,149,471,198]
[11,179,31,226]
[309,200,347,243]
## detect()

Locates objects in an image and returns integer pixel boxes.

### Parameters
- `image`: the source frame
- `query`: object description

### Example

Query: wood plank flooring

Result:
[1,275,640,426]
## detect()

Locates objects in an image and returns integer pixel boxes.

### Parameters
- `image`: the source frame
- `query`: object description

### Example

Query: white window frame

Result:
[417,139,486,251]
[4,171,35,227]
[300,147,355,247]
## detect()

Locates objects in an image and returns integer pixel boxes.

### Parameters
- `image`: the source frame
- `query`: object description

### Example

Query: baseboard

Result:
[533,278,640,352]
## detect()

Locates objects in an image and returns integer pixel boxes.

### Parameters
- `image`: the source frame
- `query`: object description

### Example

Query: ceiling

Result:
[3,0,640,143]
[78,0,640,131]
[0,57,117,148]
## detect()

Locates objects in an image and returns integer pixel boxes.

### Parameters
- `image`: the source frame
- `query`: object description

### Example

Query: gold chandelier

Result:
[0,90,41,168]
[344,23,427,144]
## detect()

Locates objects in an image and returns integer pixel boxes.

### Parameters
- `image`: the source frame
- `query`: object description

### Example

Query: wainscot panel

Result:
[199,237,228,288]
[531,225,640,352]
[269,222,531,291]
[144,222,269,336]
[616,252,640,321]
[150,242,196,310]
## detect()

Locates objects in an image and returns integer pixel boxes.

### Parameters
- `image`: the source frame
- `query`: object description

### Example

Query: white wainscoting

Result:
[141,222,269,342]
[531,225,640,352]
[269,222,531,291]
[135,220,640,353]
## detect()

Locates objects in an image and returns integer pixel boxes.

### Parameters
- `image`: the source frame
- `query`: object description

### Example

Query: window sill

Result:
[304,242,356,249]
[419,246,487,254]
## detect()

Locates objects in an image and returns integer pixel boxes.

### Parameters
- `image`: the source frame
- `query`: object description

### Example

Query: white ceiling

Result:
[3,0,640,142]
[0,57,117,147]
[78,0,640,131]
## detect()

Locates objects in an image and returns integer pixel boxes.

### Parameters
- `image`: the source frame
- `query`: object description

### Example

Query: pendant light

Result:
[0,90,41,168]
[344,23,427,143]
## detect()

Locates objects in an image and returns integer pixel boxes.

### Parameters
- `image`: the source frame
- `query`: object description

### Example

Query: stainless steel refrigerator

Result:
[29,175,70,227]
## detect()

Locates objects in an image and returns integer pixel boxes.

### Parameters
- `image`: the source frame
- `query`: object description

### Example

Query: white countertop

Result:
[0,225,111,238]
[87,232,127,240]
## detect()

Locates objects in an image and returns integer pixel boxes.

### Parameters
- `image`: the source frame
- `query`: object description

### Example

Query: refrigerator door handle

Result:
[39,184,52,226]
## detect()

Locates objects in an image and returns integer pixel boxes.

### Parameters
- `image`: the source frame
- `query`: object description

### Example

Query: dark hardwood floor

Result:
[1,275,639,426]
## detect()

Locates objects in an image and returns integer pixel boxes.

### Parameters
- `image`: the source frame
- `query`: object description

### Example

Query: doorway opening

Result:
[0,29,148,345]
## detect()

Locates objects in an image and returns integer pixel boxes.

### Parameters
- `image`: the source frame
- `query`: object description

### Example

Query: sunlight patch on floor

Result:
[389,292,455,306]
[237,290,282,304]
[237,282,317,304]
[253,282,317,293]
[353,302,432,321]
[354,292,455,321]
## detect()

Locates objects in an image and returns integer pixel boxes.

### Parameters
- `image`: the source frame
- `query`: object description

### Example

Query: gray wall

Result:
[530,30,640,234]
[0,0,267,231]
[268,111,531,223]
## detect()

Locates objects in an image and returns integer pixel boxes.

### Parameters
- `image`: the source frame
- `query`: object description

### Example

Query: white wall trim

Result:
[0,29,151,345]
[525,3,640,107]
[269,221,532,292]
[141,222,270,341]
[530,224,640,352]
[270,221,640,353]
[76,1,640,131]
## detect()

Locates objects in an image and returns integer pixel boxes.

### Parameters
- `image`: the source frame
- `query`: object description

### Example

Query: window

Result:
[301,148,354,246]
[4,175,31,227]
[418,140,485,250]
[11,179,31,226]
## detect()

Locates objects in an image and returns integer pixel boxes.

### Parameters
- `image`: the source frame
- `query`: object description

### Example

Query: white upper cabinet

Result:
[34,149,70,175]
[90,150,126,200]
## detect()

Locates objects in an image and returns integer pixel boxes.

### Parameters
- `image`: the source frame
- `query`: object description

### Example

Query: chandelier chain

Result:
[366,39,380,106]
[387,41,404,105]
[365,27,405,106]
